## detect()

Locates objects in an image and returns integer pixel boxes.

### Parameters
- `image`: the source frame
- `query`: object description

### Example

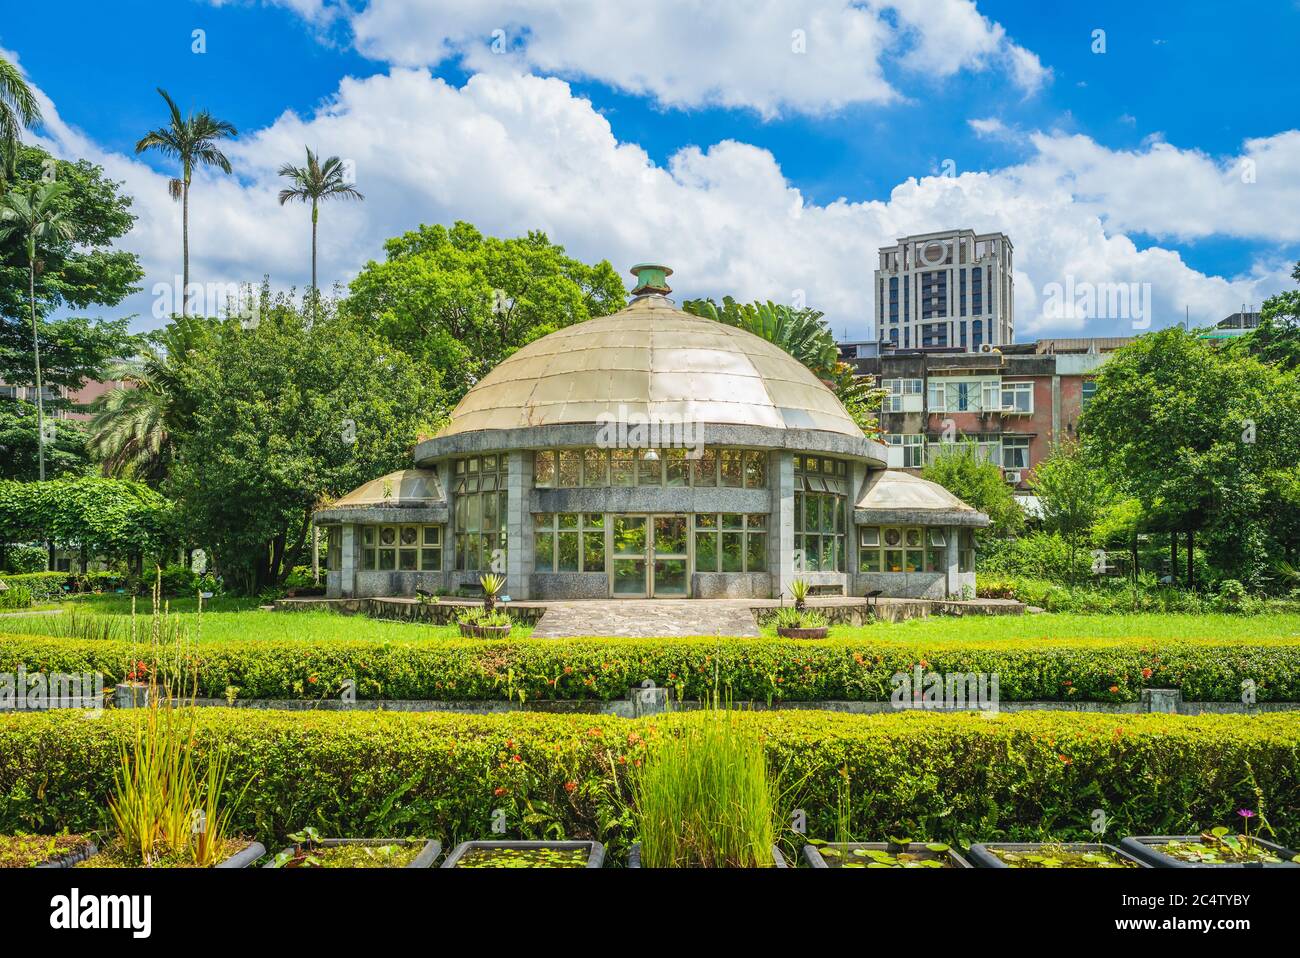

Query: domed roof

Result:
[439,292,863,439]
[854,470,990,526]
[332,469,444,508]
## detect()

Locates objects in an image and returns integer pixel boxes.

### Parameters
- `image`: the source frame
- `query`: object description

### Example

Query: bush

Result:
[975,575,1245,614]
[1,709,1297,854]
[2,632,1298,704]
[0,584,32,611]
[978,533,1093,583]
[1,545,46,575]
[157,565,198,596]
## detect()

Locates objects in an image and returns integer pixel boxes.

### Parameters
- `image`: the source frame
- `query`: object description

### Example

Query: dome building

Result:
[316,265,988,602]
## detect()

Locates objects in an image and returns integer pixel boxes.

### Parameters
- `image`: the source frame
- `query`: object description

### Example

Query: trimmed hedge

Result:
[2,633,1299,704]
[1,709,1297,853]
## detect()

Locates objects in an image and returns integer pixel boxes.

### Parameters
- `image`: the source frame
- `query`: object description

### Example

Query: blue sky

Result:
[4,0,1298,340]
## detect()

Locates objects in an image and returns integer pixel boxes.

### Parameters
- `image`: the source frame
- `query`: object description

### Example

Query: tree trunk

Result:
[1169,532,1178,587]
[1186,527,1195,591]
[181,176,190,318]
[29,255,45,484]
[310,199,318,299]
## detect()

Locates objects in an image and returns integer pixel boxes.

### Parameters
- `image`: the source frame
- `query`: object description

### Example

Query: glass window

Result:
[1001,382,1033,413]
[454,455,508,571]
[694,448,717,486]
[792,457,847,572]
[611,448,635,486]
[743,451,766,488]
[1081,380,1097,410]
[583,448,608,487]
[557,450,581,488]
[665,448,689,486]
[583,514,605,572]
[534,450,555,488]
[534,514,554,573]
[720,449,743,487]
[638,449,662,486]
[1001,437,1030,470]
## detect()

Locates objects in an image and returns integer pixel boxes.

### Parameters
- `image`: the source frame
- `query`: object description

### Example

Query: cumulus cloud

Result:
[222,0,1049,118]
[18,59,1295,340]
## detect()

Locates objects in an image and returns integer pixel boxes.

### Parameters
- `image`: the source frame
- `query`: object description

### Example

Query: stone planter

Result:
[265,837,441,868]
[441,840,603,868]
[34,839,99,869]
[776,626,828,639]
[458,623,512,639]
[628,842,789,868]
[804,841,971,869]
[69,841,265,868]
[1120,835,1300,868]
[967,842,1146,869]
[113,682,155,709]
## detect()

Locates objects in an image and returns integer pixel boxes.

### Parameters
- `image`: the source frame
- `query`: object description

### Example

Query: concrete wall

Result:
[693,572,772,599]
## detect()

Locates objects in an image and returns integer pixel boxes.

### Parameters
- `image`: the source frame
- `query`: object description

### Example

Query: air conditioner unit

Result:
[979,343,996,353]
[1004,470,1022,484]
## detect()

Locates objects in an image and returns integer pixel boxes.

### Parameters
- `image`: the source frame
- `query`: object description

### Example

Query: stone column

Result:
[340,524,356,598]
[776,451,796,601]
[846,460,866,594]
[945,524,959,598]
[506,450,533,599]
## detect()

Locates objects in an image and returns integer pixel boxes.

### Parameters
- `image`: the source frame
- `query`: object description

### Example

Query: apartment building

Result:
[873,229,1015,352]
[0,378,124,421]
[844,337,1133,494]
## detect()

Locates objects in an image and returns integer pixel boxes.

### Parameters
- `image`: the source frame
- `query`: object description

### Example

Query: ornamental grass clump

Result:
[633,702,777,868]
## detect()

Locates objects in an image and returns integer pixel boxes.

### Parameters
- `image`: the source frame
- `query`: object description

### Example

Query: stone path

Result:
[531,599,761,638]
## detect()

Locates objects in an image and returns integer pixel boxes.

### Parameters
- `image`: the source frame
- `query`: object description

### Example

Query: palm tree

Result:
[135,88,236,317]
[0,54,40,183]
[0,181,76,481]
[86,317,212,485]
[277,147,363,297]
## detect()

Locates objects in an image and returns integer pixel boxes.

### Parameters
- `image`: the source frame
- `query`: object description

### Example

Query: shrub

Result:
[1,545,46,575]
[1,709,1297,854]
[0,584,32,611]
[772,607,828,630]
[2,633,1298,704]
[978,533,1093,583]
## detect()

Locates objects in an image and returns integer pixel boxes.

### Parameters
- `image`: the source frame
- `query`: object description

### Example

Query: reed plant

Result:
[633,700,778,867]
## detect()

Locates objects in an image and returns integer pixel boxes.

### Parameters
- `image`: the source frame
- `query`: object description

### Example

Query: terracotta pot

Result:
[776,626,828,639]
[458,623,512,638]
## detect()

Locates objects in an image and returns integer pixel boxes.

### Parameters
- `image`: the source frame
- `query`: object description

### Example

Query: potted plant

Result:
[479,573,505,613]
[1121,814,1300,868]
[967,842,1145,868]
[1,834,98,869]
[441,840,604,868]
[629,701,789,868]
[267,827,442,868]
[805,839,970,868]
[773,606,829,639]
[457,607,513,638]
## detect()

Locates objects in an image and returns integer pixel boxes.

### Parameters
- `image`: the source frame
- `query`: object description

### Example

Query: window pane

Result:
[746,532,766,572]
[884,549,903,572]
[421,548,442,571]
[399,548,418,571]
[534,450,555,487]
[379,526,397,546]
[534,532,554,572]
[905,550,923,572]
[583,448,608,486]
[583,531,605,572]
[721,449,743,487]
[378,549,396,571]
[558,450,581,487]
[694,448,717,486]
[745,514,766,530]
[721,532,743,572]
[362,549,376,571]
[423,526,440,546]
[695,531,718,572]
[925,548,944,573]
[611,449,636,486]
[695,513,717,529]
[362,527,375,545]
[665,448,689,486]
[721,513,743,530]
[638,450,662,485]
[744,451,766,488]
[557,532,580,572]
[558,512,579,529]
[860,549,880,573]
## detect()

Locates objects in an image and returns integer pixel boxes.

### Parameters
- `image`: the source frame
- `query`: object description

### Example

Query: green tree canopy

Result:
[344,221,625,405]
[0,476,172,562]
[922,442,1024,539]
[1030,441,1113,584]
[164,293,446,592]
[0,400,88,480]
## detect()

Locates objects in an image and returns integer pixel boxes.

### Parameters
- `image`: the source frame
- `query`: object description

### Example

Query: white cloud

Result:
[234,0,1049,118]
[19,61,1296,341]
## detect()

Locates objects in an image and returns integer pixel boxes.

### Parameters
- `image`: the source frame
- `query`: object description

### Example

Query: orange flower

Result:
[512,754,522,763]
[307,675,318,684]
[1108,685,1119,693]
[494,787,506,796]
[1059,754,1072,764]
[564,781,577,793]
[1141,668,1153,679]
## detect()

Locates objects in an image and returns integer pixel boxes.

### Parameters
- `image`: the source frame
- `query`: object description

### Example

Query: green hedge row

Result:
[2,709,1297,853]
[0,567,202,601]
[3,633,1298,704]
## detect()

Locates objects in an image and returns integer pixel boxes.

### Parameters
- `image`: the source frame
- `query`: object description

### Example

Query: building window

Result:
[959,529,975,573]
[533,513,605,573]
[794,456,847,572]
[1001,381,1033,413]
[532,447,766,489]
[361,524,443,572]
[882,378,922,412]
[1001,436,1030,470]
[885,434,925,468]
[694,513,766,573]
[453,455,508,572]
[928,378,1003,413]
[1081,380,1097,410]
[859,526,944,574]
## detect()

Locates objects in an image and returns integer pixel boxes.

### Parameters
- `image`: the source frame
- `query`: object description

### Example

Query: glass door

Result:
[611,515,648,597]
[651,515,689,597]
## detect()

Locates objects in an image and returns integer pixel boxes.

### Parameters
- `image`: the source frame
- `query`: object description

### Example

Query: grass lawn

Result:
[1,595,1297,645]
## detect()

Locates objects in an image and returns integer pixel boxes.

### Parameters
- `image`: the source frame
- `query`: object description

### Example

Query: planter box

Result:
[441,840,603,869]
[458,623,512,639]
[1120,835,1300,868]
[628,842,789,868]
[967,842,1146,869]
[68,840,265,869]
[776,626,828,639]
[804,842,971,869]
[265,837,441,868]
[34,840,99,869]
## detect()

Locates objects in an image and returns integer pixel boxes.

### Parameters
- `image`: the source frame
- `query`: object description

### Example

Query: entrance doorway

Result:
[610,514,690,597]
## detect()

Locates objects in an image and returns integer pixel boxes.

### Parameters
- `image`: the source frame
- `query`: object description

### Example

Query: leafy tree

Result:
[1233,260,1300,371]
[1083,327,1300,590]
[0,181,77,479]
[922,442,1024,539]
[277,148,363,297]
[0,476,172,571]
[1031,441,1112,584]
[0,54,40,180]
[683,296,888,436]
[0,400,88,480]
[165,293,445,592]
[0,145,141,393]
[135,88,236,317]
[86,317,216,486]
[344,221,625,404]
